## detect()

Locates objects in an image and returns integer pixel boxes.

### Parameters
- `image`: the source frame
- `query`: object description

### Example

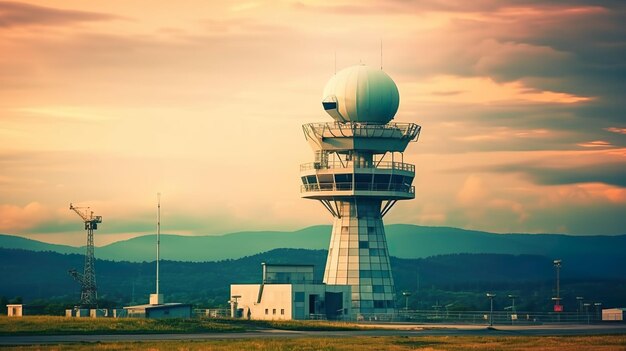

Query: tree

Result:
[0,296,8,315]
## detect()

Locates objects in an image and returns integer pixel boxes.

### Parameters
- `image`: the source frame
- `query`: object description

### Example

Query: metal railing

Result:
[301,183,415,194]
[354,310,607,324]
[300,161,415,173]
[303,122,421,141]
[193,309,230,318]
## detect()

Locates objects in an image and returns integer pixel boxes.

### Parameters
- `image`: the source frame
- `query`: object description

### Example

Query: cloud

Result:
[0,202,52,232]
[487,160,626,188]
[606,127,626,135]
[0,1,121,28]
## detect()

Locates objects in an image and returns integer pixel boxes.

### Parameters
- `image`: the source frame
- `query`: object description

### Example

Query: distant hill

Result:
[97,226,330,262]
[0,234,81,255]
[2,225,626,263]
[1,247,625,313]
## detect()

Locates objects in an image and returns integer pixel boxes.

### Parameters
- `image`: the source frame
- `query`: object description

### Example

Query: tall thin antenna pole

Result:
[380,38,383,70]
[156,192,161,296]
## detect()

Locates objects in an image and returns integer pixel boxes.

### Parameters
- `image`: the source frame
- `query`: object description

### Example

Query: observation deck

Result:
[303,122,421,153]
[300,160,416,200]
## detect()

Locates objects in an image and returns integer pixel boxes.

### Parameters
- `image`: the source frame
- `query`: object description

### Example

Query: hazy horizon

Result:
[1,1,625,245]
[3,223,626,247]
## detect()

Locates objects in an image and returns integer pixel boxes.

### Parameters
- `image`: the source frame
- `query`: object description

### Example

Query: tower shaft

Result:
[324,199,395,313]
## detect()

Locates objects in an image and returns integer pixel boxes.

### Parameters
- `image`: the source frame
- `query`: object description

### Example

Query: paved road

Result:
[2,324,625,346]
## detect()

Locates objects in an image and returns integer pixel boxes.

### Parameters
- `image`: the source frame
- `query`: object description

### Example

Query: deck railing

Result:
[300,161,415,172]
[303,122,421,141]
[301,183,415,194]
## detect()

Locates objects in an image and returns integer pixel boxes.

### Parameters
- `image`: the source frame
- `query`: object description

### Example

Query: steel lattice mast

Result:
[68,203,102,308]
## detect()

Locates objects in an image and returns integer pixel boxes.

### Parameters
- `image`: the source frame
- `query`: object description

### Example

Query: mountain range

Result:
[2,247,625,312]
[1,224,625,263]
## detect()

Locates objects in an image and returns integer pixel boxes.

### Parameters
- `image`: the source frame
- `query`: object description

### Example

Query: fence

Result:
[354,309,607,324]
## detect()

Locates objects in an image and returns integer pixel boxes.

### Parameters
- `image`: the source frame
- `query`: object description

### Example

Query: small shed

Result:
[602,308,626,321]
[7,304,23,317]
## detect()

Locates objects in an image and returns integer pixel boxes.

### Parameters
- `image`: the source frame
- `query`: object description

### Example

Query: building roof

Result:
[262,262,314,267]
[123,303,190,310]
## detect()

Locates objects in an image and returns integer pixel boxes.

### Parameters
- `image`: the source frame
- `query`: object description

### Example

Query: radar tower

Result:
[301,65,421,315]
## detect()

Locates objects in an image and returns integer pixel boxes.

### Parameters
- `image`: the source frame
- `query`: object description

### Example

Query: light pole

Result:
[486,293,496,327]
[576,296,584,322]
[576,297,584,313]
[584,303,591,324]
[594,302,602,321]
[402,291,412,311]
[508,295,517,313]
[553,259,562,314]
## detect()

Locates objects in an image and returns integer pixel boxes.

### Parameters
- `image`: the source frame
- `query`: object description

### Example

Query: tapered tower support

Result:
[324,199,395,312]
[300,65,421,316]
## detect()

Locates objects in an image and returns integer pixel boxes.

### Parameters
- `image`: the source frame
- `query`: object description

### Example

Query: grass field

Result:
[0,316,243,335]
[0,316,361,336]
[2,335,626,351]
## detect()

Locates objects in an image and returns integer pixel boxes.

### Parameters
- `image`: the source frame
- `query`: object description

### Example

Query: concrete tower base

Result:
[323,199,395,315]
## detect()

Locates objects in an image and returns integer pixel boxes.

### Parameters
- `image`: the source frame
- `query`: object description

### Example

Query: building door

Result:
[308,294,318,316]
[325,292,343,320]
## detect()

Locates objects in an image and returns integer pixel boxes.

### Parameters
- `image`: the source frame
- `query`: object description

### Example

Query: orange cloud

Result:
[404,75,591,105]
[578,140,612,148]
[0,202,51,232]
[605,127,626,135]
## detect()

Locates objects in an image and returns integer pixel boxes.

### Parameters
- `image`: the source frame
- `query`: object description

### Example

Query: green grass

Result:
[216,318,363,331]
[0,316,243,336]
[0,316,362,336]
[2,335,626,351]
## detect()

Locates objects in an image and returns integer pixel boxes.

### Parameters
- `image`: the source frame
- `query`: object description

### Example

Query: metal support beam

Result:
[381,200,397,217]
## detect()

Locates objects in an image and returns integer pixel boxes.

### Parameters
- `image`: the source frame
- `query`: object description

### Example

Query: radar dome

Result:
[322,65,399,124]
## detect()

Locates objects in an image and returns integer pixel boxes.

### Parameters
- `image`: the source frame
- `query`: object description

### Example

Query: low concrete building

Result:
[123,303,192,319]
[7,304,22,317]
[231,263,351,320]
[602,308,626,321]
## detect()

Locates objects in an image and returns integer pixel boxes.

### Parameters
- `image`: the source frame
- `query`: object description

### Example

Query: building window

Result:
[273,309,276,315]
[265,309,268,315]
[295,292,304,302]
[281,309,285,315]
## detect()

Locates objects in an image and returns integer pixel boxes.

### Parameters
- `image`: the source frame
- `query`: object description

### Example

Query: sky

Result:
[0,0,625,246]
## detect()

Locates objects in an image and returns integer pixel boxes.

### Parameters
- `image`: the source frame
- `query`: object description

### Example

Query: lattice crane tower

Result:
[68,203,102,308]
[300,65,421,315]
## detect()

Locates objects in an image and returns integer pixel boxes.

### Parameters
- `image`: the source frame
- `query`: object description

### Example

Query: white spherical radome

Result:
[322,65,400,124]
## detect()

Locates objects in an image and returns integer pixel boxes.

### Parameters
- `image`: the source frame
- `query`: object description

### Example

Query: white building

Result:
[7,304,23,317]
[602,308,626,321]
[231,263,351,320]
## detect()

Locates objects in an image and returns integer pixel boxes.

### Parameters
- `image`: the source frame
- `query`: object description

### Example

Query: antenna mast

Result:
[380,38,383,70]
[156,193,161,297]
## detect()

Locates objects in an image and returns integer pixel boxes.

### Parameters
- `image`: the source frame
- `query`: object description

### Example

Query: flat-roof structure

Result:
[123,303,192,319]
